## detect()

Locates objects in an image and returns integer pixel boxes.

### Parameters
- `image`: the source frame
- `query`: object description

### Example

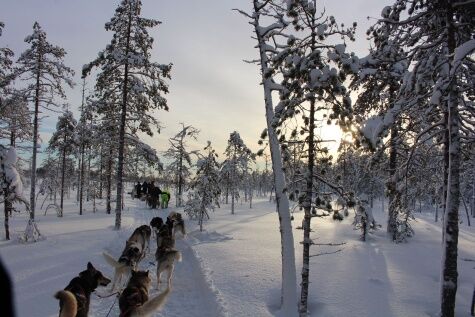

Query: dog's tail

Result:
[103,251,126,269]
[132,287,171,317]
[175,250,182,262]
[54,290,77,317]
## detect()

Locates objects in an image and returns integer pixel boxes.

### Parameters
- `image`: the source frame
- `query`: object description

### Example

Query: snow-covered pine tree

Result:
[184,141,221,231]
[0,92,32,146]
[263,1,359,314]
[15,22,74,224]
[222,131,255,215]
[0,146,28,240]
[350,24,409,241]
[368,1,475,315]
[83,0,171,229]
[125,134,162,179]
[48,110,78,217]
[164,123,199,207]
[88,95,119,214]
[0,21,14,96]
[0,91,32,231]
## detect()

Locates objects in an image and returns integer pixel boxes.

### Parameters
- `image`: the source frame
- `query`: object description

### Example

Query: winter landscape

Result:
[0,1,474,317]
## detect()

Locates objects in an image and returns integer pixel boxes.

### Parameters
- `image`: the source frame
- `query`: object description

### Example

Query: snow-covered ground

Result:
[1,192,474,317]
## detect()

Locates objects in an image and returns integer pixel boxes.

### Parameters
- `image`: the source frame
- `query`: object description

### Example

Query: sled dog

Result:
[155,247,182,290]
[103,225,151,290]
[156,224,176,250]
[119,270,171,317]
[150,217,164,239]
[54,262,111,317]
[166,212,186,239]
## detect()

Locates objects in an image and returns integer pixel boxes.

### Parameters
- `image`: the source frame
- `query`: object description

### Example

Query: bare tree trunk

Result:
[30,46,42,221]
[231,189,235,214]
[440,11,460,316]
[299,97,315,317]
[4,190,11,240]
[59,149,66,217]
[177,149,183,207]
[99,148,103,199]
[115,6,132,230]
[87,152,92,202]
[76,156,81,202]
[387,121,398,239]
[79,143,85,215]
[106,149,113,214]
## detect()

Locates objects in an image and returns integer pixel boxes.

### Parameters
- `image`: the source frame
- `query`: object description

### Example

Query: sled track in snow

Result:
[93,201,227,317]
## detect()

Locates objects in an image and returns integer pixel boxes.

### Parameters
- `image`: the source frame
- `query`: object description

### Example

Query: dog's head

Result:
[150,217,164,229]
[128,270,152,290]
[79,262,111,289]
[139,225,152,237]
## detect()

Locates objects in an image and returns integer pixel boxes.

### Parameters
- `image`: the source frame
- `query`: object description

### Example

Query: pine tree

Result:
[350,26,409,241]
[83,0,171,229]
[15,22,74,225]
[48,110,78,216]
[0,22,14,96]
[0,91,31,232]
[222,131,254,214]
[0,92,32,146]
[184,142,221,231]
[265,1,358,314]
[164,123,200,207]
[0,146,28,240]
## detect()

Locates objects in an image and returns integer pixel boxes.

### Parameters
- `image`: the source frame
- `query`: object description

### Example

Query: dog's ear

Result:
[145,270,149,276]
[87,262,94,271]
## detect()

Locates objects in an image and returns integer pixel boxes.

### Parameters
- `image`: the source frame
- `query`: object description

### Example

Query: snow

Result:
[361,116,384,148]
[1,192,474,317]
[453,39,475,66]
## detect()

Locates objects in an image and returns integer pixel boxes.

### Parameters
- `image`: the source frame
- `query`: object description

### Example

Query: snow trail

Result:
[97,198,226,317]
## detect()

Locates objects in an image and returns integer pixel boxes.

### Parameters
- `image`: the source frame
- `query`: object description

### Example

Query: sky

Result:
[1,0,392,167]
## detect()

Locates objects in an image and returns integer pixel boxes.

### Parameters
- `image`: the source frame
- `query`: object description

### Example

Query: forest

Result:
[1,1,474,317]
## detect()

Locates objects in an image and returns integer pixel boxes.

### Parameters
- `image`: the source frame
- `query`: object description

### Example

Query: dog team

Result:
[54,212,186,317]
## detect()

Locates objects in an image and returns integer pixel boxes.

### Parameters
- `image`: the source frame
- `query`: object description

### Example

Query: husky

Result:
[155,247,182,290]
[119,270,171,317]
[150,217,164,240]
[54,262,111,317]
[166,212,186,239]
[103,225,151,290]
[156,224,175,250]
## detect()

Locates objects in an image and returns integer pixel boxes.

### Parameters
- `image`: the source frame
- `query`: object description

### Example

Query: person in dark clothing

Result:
[0,257,16,317]
[142,181,149,195]
[135,181,142,198]
[149,182,162,209]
